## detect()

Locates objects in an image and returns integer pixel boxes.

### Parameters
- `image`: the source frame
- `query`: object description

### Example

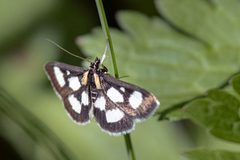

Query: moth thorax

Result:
[88,70,101,90]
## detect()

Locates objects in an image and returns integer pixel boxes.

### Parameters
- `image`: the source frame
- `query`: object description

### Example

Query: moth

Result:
[45,52,160,136]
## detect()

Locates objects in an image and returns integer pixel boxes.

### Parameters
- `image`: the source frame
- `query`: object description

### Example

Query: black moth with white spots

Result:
[45,58,160,136]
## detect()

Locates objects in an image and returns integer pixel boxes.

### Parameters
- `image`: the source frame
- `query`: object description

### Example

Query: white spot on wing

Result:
[120,87,125,92]
[107,87,124,103]
[66,70,70,75]
[68,95,81,114]
[53,67,65,87]
[129,91,143,109]
[81,91,89,105]
[68,76,81,91]
[106,108,124,123]
[94,96,106,111]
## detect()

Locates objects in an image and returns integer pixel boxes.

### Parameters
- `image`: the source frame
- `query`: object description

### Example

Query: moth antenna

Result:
[100,38,109,65]
[46,39,92,63]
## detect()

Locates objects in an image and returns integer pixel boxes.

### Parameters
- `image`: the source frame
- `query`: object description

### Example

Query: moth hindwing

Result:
[45,58,160,136]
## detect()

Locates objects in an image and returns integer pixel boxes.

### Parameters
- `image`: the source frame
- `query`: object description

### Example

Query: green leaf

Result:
[232,74,240,95]
[156,0,240,47]
[184,85,240,143]
[77,0,240,120]
[184,149,240,160]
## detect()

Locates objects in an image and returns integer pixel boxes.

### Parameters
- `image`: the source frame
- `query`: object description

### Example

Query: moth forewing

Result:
[45,62,92,124]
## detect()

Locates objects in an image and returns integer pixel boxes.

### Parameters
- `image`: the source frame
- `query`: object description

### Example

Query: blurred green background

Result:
[1,0,240,160]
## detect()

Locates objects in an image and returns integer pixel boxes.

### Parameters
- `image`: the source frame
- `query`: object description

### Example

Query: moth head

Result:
[89,57,100,70]
[89,57,108,74]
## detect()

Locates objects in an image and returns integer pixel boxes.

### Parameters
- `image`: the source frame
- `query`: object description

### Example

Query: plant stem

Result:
[124,133,136,160]
[95,0,118,79]
[95,0,136,160]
